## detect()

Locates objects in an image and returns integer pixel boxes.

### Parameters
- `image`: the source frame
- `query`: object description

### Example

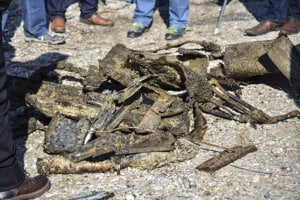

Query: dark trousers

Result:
[0,12,25,192]
[265,0,300,22]
[46,0,98,21]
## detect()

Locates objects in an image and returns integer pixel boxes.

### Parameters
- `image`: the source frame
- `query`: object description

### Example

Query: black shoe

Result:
[127,23,148,38]
[0,175,50,200]
[165,26,185,40]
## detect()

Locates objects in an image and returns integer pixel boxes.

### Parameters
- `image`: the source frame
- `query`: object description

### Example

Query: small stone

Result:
[271,147,284,155]
[252,174,260,183]
[125,192,135,200]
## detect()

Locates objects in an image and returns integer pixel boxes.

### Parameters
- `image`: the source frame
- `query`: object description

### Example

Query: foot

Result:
[127,23,148,38]
[80,13,114,26]
[165,26,185,40]
[0,175,50,200]
[51,17,66,33]
[245,20,284,36]
[281,18,300,35]
[24,33,65,45]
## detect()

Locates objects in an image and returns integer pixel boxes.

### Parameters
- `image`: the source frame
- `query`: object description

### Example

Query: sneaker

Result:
[165,26,185,40]
[127,23,148,38]
[24,33,65,45]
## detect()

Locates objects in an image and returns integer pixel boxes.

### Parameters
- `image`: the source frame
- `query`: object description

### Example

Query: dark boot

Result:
[245,20,284,36]
[0,175,50,200]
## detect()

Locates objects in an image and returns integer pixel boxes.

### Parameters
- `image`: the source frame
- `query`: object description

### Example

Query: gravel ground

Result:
[4,0,300,199]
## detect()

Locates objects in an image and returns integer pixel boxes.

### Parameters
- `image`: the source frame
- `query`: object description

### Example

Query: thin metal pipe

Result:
[214,0,229,35]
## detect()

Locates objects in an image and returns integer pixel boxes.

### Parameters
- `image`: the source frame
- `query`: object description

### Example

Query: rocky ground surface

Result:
[3,0,300,199]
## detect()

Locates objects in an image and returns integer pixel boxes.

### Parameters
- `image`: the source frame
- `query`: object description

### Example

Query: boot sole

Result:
[51,28,66,33]
[245,27,282,36]
[79,18,114,27]
[24,37,65,45]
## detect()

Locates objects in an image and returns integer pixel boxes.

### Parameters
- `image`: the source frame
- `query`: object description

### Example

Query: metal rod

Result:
[214,0,228,35]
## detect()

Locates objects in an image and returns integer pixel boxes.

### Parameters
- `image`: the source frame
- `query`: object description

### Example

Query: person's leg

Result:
[127,0,155,38]
[21,0,48,37]
[79,0,98,19]
[281,0,300,34]
[21,0,65,44]
[165,0,189,40]
[287,0,300,20]
[78,0,113,26]
[169,0,189,28]
[244,0,287,36]
[133,0,156,27]
[46,0,67,33]
[0,10,51,200]
[46,0,67,21]
[0,13,25,192]
[265,0,289,23]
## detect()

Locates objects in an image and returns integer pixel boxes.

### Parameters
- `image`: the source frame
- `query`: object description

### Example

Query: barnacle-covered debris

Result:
[196,145,258,172]
[223,40,279,78]
[20,39,299,175]
[200,78,300,126]
[267,34,300,92]
[44,114,90,154]
[37,139,198,174]
[25,81,103,119]
[69,131,176,162]
[99,44,213,106]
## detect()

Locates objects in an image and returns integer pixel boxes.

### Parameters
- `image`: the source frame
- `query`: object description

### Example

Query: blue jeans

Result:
[46,0,98,21]
[21,0,48,37]
[265,0,300,23]
[134,0,189,28]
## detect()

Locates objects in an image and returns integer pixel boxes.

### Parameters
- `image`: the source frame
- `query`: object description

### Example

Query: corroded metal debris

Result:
[8,39,299,174]
[196,145,258,172]
[37,139,198,174]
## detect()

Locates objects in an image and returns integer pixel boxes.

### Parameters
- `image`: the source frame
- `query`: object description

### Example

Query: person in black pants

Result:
[0,1,50,199]
[245,0,300,36]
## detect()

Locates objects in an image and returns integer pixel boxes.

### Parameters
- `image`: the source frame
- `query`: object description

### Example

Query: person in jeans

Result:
[245,0,300,36]
[21,0,65,44]
[127,0,189,40]
[0,1,50,199]
[46,0,114,33]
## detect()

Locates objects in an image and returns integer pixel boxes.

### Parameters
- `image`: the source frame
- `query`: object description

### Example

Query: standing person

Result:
[245,0,300,36]
[21,0,65,44]
[127,0,189,40]
[0,1,51,199]
[47,0,114,34]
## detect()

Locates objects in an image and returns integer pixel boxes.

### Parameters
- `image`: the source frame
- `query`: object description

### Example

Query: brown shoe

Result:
[0,175,50,200]
[281,18,300,35]
[245,20,284,36]
[80,13,114,27]
[51,17,66,33]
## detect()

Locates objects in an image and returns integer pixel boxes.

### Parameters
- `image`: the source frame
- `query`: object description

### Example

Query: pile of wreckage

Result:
[8,34,300,175]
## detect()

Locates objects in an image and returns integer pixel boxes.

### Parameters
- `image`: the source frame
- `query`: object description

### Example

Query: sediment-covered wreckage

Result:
[9,34,300,175]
